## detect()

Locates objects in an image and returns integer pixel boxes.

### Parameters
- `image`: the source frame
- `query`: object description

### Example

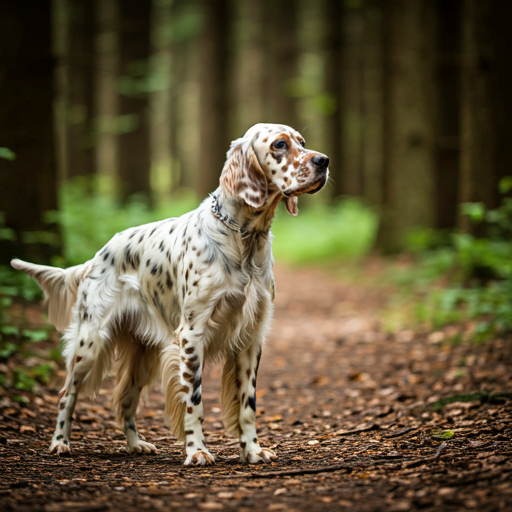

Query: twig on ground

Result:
[384,427,418,438]
[402,442,448,469]
[227,443,449,479]
[336,424,380,436]
[248,463,355,478]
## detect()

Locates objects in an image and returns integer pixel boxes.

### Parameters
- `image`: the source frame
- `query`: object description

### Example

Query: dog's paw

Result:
[244,447,277,464]
[184,450,215,466]
[127,440,158,454]
[49,439,71,455]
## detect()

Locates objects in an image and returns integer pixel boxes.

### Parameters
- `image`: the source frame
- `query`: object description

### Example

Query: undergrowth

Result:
[42,181,377,266]
[272,198,378,264]
[386,176,512,341]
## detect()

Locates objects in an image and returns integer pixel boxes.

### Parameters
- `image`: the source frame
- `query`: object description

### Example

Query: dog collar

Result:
[209,193,255,239]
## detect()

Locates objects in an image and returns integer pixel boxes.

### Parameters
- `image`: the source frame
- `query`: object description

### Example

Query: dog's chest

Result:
[136,218,273,346]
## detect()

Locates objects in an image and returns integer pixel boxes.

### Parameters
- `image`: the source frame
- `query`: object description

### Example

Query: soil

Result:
[1,263,512,512]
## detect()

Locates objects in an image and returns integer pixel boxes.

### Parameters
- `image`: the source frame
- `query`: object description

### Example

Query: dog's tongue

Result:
[284,196,298,216]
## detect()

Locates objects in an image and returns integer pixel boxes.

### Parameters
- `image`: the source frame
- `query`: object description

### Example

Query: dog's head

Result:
[220,123,329,216]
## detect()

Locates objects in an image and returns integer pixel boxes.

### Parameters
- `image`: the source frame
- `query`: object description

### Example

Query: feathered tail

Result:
[11,259,87,333]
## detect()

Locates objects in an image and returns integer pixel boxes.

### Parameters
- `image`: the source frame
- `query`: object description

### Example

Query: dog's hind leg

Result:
[49,323,115,454]
[49,375,81,455]
[49,325,111,454]
[112,336,160,454]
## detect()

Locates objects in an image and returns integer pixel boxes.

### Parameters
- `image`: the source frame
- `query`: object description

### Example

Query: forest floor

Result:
[1,262,512,512]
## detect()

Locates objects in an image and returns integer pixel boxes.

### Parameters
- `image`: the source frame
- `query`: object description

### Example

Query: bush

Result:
[53,181,378,267]
[401,176,512,340]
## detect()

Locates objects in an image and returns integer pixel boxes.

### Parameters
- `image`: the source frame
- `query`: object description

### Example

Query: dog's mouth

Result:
[306,180,325,195]
[285,177,326,197]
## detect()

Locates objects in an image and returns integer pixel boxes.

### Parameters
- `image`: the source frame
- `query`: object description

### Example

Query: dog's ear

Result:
[283,196,299,216]
[220,140,268,209]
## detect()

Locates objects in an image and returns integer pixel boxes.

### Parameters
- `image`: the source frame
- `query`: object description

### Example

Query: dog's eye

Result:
[273,140,287,150]
[300,140,306,148]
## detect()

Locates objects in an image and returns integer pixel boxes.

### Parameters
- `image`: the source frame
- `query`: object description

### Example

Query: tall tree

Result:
[340,2,365,197]
[151,0,173,198]
[0,0,61,264]
[378,0,437,252]
[234,0,265,134]
[197,0,233,198]
[66,0,96,183]
[262,0,300,129]
[95,0,120,182]
[171,0,201,192]
[459,0,512,233]
[324,0,344,198]
[118,0,152,204]
[434,0,461,229]
[361,0,384,207]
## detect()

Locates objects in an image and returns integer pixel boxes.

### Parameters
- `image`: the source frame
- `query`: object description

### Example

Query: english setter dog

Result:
[11,123,329,465]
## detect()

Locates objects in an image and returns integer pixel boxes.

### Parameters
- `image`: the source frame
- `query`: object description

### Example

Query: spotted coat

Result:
[11,123,329,465]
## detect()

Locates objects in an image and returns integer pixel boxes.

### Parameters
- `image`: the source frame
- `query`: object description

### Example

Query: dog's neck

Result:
[211,188,283,240]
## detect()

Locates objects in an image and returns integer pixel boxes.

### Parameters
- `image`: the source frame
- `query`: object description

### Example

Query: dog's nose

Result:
[312,154,329,169]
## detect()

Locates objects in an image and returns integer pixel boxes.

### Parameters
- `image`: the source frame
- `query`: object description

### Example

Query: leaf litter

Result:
[1,264,511,511]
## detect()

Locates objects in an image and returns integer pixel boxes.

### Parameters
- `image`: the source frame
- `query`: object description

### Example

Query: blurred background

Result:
[0,0,511,286]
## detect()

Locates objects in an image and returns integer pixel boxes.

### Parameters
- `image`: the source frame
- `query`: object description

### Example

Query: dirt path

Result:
[1,264,512,512]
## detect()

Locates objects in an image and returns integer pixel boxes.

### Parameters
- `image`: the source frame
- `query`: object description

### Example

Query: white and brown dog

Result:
[11,123,329,465]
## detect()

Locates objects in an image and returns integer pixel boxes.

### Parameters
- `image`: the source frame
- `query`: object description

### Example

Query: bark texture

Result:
[0,0,60,264]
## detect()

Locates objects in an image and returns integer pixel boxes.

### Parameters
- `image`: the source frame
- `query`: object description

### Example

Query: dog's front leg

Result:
[238,344,276,463]
[222,342,277,464]
[178,329,214,466]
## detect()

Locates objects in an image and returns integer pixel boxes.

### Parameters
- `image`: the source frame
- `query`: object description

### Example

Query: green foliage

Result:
[10,365,56,392]
[0,147,16,160]
[271,198,378,264]
[398,176,512,340]
[31,363,54,384]
[431,391,512,410]
[0,342,18,359]
[51,180,199,266]
[0,265,42,302]
[13,368,36,392]
[22,329,49,343]
[0,217,52,385]
[430,428,454,439]
[50,181,377,267]
[0,212,16,242]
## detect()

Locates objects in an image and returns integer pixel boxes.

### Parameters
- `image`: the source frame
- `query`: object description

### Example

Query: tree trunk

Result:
[361,0,384,207]
[324,0,344,198]
[150,0,173,198]
[197,0,233,198]
[459,0,512,233]
[378,0,437,252]
[118,0,152,204]
[53,0,70,183]
[340,3,365,197]
[66,0,96,184]
[0,0,61,264]
[95,0,119,184]
[234,0,265,135]
[262,0,300,129]
[434,0,461,230]
[170,0,191,190]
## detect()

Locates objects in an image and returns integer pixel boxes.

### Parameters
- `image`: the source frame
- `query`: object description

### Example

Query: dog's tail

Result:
[11,259,87,333]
